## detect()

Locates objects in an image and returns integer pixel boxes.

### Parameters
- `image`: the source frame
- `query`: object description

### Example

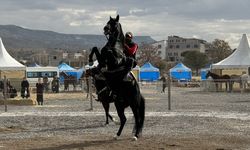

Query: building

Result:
[166,35,207,63]
[152,40,167,60]
[31,50,88,68]
[31,51,50,66]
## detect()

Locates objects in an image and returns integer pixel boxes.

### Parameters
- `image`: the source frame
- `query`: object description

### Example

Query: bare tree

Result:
[137,43,161,66]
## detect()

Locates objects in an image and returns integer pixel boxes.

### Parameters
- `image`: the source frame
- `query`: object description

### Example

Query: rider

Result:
[94,31,138,80]
[123,32,138,69]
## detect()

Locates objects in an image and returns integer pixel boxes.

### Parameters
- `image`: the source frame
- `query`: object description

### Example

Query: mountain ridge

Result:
[0,25,156,51]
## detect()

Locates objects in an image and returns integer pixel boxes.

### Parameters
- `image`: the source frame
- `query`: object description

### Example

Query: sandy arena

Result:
[1,85,250,150]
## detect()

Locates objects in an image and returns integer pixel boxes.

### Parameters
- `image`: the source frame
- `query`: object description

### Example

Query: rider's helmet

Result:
[125,32,133,39]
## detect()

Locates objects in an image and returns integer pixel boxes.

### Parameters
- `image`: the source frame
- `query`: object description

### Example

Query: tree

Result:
[182,51,208,75]
[154,60,168,74]
[207,39,232,63]
[137,43,160,66]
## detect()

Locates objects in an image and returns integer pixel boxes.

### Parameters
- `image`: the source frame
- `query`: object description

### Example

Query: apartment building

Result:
[152,40,167,60]
[31,50,88,68]
[166,36,207,62]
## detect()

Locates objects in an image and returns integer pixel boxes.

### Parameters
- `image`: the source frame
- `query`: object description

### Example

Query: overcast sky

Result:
[1,0,250,48]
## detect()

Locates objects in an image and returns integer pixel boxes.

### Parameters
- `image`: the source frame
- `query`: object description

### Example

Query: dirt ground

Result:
[0,132,249,150]
[1,86,250,150]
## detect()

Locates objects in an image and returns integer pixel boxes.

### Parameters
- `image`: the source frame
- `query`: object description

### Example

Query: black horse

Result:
[88,15,145,140]
[206,71,231,92]
[60,71,77,91]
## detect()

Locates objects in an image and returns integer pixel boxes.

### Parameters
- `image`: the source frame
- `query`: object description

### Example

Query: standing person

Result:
[43,74,49,92]
[51,76,59,93]
[160,75,167,93]
[36,78,44,105]
[21,77,30,99]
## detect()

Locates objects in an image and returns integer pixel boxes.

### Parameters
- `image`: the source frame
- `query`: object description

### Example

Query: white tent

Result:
[0,38,26,70]
[212,34,250,69]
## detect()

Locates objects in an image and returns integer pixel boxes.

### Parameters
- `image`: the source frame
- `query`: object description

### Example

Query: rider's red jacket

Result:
[124,42,138,59]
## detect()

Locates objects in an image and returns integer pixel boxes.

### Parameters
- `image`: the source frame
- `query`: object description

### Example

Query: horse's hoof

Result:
[113,135,119,140]
[132,136,138,141]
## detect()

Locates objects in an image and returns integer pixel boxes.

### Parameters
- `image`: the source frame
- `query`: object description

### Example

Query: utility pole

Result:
[3,75,8,112]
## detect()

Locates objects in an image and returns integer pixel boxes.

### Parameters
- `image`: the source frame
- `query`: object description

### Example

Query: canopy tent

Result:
[58,63,76,71]
[200,64,211,81]
[0,38,26,80]
[139,62,160,81]
[58,63,84,82]
[212,34,250,69]
[170,62,192,81]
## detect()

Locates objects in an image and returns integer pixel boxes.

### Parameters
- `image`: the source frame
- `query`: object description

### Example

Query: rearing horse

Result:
[88,15,145,140]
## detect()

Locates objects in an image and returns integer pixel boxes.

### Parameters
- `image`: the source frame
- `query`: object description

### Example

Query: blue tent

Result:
[58,63,75,71]
[200,64,211,80]
[58,63,84,82]
[170,63,192,81]
[140,62,160,81]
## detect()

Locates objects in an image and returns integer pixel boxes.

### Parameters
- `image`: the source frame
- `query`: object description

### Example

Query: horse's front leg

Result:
[89,47,103,65]
[89,47,97,64]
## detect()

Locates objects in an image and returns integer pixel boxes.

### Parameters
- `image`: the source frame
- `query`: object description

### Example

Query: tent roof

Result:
[58,63,76,71]
[0,38,26,70]
[170,62,191,72]
[212,34,250,69]
[140,62,159,72]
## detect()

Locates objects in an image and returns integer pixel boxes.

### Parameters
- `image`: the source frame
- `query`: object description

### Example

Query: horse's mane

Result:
[117,23,125,48]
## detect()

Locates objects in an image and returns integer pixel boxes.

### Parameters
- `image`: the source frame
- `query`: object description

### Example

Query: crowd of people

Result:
[0,76,60,106]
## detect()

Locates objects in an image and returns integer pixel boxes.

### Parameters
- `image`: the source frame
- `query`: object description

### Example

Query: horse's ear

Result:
[110,16,112,20]
[115,15,119,22]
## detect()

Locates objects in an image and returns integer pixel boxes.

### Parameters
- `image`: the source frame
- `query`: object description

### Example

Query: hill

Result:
[0,25,155,51]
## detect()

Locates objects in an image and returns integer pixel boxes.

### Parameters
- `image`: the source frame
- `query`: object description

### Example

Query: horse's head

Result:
[103,15,124,46]
[205,71,211,79]
[104,15,120,36]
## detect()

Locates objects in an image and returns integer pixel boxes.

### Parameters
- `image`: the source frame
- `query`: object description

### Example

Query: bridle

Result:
[104,21,121,48]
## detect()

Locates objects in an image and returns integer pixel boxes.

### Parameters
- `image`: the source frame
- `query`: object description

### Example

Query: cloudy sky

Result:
[1,0,250,48]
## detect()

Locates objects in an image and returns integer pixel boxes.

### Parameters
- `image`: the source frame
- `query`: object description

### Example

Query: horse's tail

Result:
[139,95,145,131]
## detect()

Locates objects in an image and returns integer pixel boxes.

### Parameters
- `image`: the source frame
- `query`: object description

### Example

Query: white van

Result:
[26,66,59,87]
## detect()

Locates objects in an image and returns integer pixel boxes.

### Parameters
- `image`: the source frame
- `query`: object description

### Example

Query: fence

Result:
[4,78,248,110]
